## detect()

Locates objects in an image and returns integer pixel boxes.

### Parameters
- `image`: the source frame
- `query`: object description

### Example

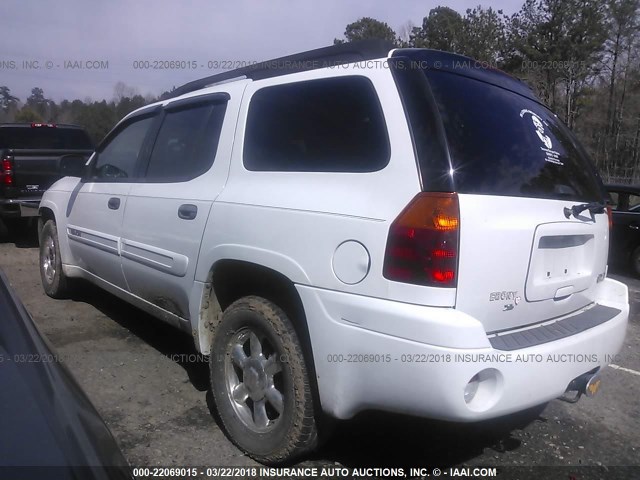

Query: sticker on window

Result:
[520,109,563,166]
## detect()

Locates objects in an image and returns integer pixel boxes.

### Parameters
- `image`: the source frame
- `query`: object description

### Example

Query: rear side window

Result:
[425,70,602,202]
[145,102,226,182]
[0,126,93,150]
[244,76,390,172]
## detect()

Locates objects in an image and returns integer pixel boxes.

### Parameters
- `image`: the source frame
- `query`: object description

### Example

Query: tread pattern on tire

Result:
[210,296,318,464]
[39,219,69,299]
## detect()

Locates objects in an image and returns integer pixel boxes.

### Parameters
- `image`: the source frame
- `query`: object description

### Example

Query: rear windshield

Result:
[0,126,94,150]
[425,70,602,202]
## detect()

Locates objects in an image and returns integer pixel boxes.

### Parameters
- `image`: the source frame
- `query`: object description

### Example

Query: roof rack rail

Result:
[168,39,395,99]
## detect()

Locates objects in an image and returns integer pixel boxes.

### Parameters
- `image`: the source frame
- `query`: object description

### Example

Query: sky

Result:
[1,0,521,103]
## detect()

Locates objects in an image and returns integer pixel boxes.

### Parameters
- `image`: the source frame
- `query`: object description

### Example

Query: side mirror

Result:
[60,154,89,178]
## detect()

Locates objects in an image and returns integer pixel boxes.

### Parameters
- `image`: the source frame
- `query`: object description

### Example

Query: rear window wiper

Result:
[564,201,606,219]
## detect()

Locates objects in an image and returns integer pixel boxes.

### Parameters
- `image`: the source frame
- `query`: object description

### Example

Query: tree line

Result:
[0,82,173,144]
[1,0,638,182]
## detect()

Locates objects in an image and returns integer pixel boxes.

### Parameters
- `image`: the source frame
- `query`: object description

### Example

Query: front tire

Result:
[39,219,70,298]
[209,296,317,464]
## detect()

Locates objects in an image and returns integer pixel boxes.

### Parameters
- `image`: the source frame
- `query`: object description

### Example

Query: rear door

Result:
[424,70,608,333]
[66,112,158,289]
[120,94,230,319]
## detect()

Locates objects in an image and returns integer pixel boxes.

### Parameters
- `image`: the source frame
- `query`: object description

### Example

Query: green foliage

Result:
[26,87,50,118]
[462,6,506,63]
[159,87,177,100]
[14,107,44,123]
[0,86,19,112]
[115,95,147,121]
[411,7,465,51]
[407,6,507,63]
[76,101,118,144]
[334,17,398,45]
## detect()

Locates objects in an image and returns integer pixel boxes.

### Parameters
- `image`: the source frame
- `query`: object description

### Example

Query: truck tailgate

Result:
[10,149,91,195]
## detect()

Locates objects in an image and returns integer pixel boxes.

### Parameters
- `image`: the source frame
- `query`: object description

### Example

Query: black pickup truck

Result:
[0,123,94,225]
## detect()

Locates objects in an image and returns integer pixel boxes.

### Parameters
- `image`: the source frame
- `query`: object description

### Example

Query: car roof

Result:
[168,39,395,99]
[390,48,537,103]
[167,40,535,102]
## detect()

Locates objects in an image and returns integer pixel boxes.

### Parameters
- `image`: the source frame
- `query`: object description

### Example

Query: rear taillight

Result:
[1,156,13,186]
[383,192,460,287]
[606,205,613,230]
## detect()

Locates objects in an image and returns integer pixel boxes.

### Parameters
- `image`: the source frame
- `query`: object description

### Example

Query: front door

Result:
[66,114,157,289]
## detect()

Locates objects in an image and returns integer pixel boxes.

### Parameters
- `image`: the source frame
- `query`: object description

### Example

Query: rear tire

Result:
[209,296,318,464]
[39,219,70,298]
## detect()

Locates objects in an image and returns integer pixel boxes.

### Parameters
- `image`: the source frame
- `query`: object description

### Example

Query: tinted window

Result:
[244,76,390,172]
[389,58,452,191]
[629,194,640,211]
[145,102,225,182]
[609,191,620,209]
[425,70,602,201]
[0,126,93,150]
[610,191,640,212]
[94,117,154,180]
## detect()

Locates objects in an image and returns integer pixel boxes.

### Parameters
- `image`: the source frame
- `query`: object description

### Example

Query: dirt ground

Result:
[1,222,638,478]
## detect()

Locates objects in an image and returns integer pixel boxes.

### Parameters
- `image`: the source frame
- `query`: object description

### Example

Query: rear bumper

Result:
[0,198,41,218]
[298,278,628,421]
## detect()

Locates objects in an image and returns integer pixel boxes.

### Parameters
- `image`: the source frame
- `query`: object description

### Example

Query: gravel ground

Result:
[1,222,638,479]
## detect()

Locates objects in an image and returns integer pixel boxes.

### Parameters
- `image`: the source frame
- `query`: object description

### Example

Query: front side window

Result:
[94,117,154,180]
[145,102,225,182]
[244,76,390,172]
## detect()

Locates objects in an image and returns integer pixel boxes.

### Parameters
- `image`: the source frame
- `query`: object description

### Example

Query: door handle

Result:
[629,224,640,230]
[108,197,120,210]
[178,204,198,220]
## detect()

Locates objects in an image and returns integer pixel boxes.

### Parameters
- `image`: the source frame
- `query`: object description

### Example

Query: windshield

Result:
[0,126,94,150]
[425,70,603,202]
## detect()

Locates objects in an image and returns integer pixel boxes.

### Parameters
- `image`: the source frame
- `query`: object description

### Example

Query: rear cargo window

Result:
[425,70,602,202]
[243,76,390,172]
[0,127,93,150]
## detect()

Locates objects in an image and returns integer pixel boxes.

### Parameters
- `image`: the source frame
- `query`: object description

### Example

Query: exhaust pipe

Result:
[559,369,601,403]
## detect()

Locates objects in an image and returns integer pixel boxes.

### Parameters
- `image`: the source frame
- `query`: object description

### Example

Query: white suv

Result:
[38,41,629,464]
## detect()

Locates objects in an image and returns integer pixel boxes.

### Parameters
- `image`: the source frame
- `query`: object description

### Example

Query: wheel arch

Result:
[38,205,56,238]
[196,258,321,412]
[197,259,312,355]
[38,200,75,273]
